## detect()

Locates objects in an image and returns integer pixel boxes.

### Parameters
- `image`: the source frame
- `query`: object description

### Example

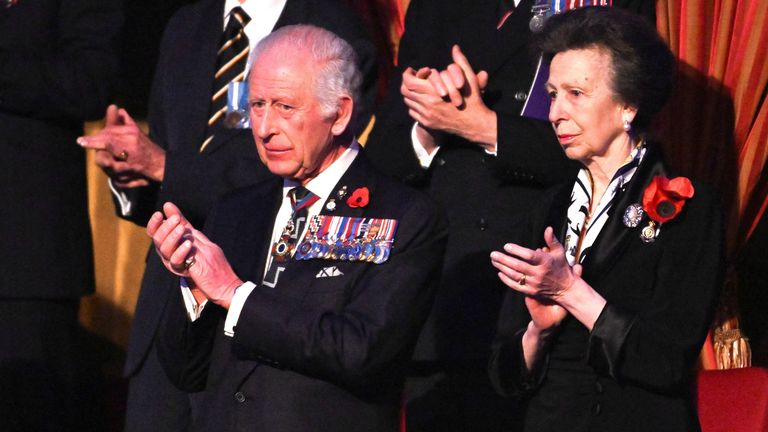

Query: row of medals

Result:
[293,216,394,264]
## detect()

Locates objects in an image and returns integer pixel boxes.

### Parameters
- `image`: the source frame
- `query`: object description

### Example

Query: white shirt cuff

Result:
[223,281,258,337]
[180,277,208,321]
[411,122,439,168]
[107,179,133,217]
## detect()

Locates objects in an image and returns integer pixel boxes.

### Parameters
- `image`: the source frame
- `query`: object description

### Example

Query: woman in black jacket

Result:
[489,7,723,431]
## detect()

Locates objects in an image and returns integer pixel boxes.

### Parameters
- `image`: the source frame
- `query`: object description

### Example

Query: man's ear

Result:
[330,95,353,137]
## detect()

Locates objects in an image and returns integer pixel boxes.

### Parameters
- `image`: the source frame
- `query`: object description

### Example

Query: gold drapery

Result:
[656,0,768,369]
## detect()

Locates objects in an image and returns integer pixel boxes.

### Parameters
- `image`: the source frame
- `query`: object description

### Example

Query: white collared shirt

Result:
[223,0,287,78]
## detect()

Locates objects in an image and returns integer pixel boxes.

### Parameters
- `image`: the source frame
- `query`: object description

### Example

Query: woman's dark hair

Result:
[536,6,675,133]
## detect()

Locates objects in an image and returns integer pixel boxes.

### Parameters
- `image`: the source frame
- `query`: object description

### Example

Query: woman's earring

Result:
[623,119,632,133]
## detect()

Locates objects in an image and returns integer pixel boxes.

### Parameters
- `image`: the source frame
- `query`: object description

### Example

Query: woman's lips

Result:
[557,134,577,144]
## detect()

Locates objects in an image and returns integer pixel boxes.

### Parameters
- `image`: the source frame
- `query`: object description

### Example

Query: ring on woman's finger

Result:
[519,274,527,286]
[184,255,196,270]
[116,150,129,161]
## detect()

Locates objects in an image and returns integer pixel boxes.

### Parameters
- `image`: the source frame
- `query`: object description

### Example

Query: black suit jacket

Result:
[365,0,578,362]
[123,0,378,375]
[157,151,448,432]
[490,144,723,432]
[0,0,121,298]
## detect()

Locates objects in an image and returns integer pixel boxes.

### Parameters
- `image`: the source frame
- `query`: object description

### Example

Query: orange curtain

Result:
[655,0,768,368]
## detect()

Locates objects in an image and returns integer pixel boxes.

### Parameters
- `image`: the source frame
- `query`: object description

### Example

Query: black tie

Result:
[201,7,250,151]
[262,187,319,288]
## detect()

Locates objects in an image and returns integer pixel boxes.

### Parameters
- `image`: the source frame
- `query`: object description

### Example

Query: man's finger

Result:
[117,108,136,127]
[157,223,188,260]
[451,45,480,94]
[77,135,110,151]
[162,202,192,228]
[477,71,489,91]
[439,69,464,107]
[146,212,165,237]
[104,104,119,126]
[446,64,467,92]
[427,69,449,98]
[114,178,150,188]
[169,239,194,272]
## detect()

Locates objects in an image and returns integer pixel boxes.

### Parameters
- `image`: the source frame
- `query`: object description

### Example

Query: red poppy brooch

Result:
[346,187,370,208]
[623,176,694,243]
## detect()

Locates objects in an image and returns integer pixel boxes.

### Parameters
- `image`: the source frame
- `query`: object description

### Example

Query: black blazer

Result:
[489,144,724,432]
[157,151,448,432]
[0,0,121,298]
[365,0,578,362]
[123,0,378,375]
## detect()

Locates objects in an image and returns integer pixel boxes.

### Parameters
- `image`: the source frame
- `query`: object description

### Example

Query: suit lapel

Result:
[580,146,667,278]
[225,177,283,282]
[171,0,223,152]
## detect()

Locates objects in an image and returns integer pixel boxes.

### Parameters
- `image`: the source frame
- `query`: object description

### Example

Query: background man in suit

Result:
[0,0,121,430]
[364,0,655,430]
[78,0,377,430]
[149,25,447,432]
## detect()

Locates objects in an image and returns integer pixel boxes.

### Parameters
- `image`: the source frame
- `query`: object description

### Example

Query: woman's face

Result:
[546,47,636,167]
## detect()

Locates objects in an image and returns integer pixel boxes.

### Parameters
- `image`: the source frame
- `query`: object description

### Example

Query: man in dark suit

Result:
[78,1,377,429]
[0,0,121,430]
[364,0,654,430]
[149,25,446,432]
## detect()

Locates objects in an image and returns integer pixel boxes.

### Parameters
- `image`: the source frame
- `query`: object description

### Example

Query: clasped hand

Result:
[400,45,496,150]
[147,202,242,309]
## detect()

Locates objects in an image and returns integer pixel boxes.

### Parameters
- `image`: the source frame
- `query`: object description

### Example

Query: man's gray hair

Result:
[250,25,362,119]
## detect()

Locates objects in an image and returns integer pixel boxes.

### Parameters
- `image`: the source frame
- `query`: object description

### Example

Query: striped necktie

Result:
[201,7,250,152]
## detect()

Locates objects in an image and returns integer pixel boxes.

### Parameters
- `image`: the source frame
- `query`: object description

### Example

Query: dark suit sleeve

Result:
[0,0,122,122]
[586,184,723,391]
[107,7,182,226]
[231,196,447,390]
[155,281,225,392]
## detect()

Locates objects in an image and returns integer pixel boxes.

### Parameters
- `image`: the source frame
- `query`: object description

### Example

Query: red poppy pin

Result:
[642,176,694,223]
[627,176,694,243]
[346,187,369,208]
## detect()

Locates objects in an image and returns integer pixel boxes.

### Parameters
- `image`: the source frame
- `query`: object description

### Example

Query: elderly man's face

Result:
[248,46,350,184]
